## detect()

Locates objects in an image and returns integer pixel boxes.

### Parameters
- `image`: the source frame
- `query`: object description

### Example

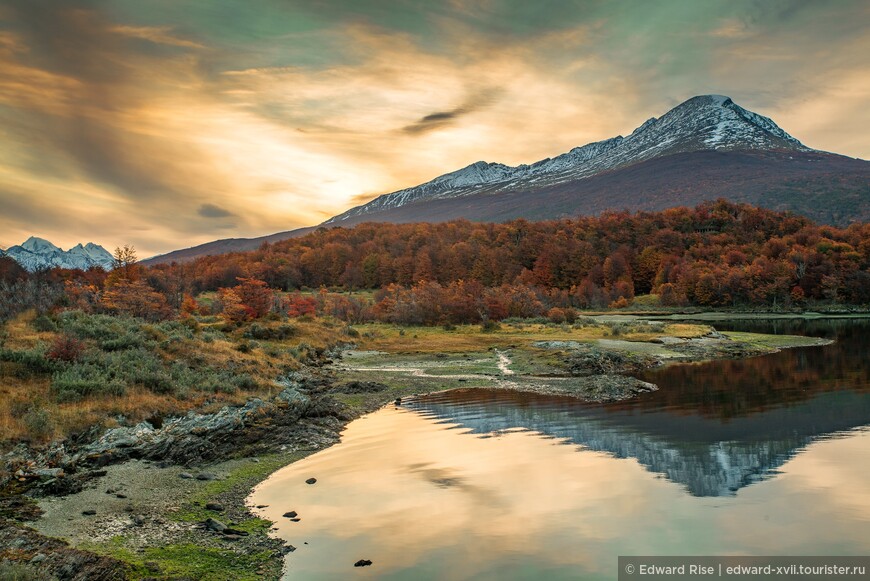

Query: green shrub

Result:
[0,346,58,376]
[243,323,297,341]
[51,363,126,401]
[32,314,58,332]
[23,406,55,440]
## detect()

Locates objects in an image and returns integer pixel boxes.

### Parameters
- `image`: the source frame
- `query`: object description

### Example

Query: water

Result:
[251,319,870,580]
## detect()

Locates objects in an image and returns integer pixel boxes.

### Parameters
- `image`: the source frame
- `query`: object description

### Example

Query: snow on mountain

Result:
[326,95,810,224]
[5,236,114,272]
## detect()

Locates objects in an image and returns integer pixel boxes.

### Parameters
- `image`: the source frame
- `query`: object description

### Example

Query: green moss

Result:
[722,331,831,349]
[86,537,273,581]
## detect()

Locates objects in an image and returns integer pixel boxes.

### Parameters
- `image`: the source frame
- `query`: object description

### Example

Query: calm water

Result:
[250,319,870,580]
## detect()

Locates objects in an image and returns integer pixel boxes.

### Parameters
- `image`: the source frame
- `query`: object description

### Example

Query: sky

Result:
[0,0,868,257]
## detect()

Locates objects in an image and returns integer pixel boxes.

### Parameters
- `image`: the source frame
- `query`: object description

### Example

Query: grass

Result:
[353,320,710,353]
[84,537,273,581]
[721,331,831,349]
[0,311,352,447]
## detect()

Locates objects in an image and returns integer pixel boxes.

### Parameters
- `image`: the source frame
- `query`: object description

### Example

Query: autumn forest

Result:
[2,201,870,326]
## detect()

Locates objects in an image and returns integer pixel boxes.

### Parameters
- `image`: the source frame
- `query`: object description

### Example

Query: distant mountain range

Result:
[1,237,114,272]
[137,94,869,265]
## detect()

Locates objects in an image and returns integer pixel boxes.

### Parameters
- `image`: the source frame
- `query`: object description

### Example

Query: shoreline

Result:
[0,320,839,579]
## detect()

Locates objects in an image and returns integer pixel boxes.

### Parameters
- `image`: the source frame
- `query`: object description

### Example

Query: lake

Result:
[250,319,870,580]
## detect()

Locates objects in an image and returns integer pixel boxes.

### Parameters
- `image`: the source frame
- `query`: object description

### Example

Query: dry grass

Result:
[355,321,710,354]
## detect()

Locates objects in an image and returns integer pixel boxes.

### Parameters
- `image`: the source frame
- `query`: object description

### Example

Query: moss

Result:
[87,537,273,581]
[722,331,831,349]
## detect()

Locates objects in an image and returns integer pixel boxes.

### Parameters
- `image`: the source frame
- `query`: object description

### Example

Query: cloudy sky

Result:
[1,0,868,257]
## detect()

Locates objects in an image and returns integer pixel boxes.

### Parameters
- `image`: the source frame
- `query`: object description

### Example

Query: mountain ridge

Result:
[326,94,811,224]
[4,236,114,272]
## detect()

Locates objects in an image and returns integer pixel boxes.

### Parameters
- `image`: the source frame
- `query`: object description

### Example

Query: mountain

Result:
[141,227,317,266]
[5,237,114,272]
[144,94,869,264]
[325,94,867,226]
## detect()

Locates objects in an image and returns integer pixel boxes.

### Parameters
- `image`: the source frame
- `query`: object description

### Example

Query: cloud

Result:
[198,203,237,218]
[401,89,503,135]
[0,0,868,256]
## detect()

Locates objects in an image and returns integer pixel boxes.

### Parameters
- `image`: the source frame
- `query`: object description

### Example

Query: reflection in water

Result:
[251,319,870,580]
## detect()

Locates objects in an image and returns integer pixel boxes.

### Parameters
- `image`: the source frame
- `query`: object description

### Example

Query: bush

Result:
[0,346,57,376]
[243,323,297,341]
[23,406,55,440]
[47,334,85,362]
[51,363,126,401]
[33,314,58,332]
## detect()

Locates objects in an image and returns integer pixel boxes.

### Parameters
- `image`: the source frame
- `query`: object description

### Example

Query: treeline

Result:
[3,200,869,325]
[149,200,870,308]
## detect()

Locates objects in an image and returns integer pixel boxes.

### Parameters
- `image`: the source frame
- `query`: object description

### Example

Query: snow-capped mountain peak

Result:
[20,236,62,254]
[4,237,115,272]
[325,94,811,224]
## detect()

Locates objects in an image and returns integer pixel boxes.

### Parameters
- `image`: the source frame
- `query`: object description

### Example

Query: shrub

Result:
[47,334,85,362]
[547,307,566,324]
[243,323,297,341]
[52,364,124,401]
[23,406,55,440]
[0,346,57,376]
[32,314,58,332]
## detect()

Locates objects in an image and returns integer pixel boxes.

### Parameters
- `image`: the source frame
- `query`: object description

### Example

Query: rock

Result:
[290,518,301,522]
[332,381,388,394]
[205,503,224,512]
[283,545,297,554]
[35,468,64,480]
[354,559,373,567]
[178,472,194,479]
[144,561,161,573]
[222,534,243,541]
[251,458,260,463]
[305,477,317,485]
[196,472,218,481]
[132,515,145,526]
[124,505,135,513]
[29,553,47,564]
[82,509,97,516]
[106,488,116,494]
[394,398,402,405]
[256,505,268,509]
[222,528,249,536]
[204,518,226,532]
[283,511,298,518]
[116,493,128,499]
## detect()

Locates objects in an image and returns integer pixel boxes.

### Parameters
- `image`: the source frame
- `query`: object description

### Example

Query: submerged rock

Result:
[305,477,317,485]
[354,559,373,567]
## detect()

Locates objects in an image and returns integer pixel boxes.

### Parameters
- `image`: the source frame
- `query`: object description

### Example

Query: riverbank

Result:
[0,317,836,580]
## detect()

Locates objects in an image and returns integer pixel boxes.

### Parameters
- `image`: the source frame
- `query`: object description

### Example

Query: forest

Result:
[2,200,870,326]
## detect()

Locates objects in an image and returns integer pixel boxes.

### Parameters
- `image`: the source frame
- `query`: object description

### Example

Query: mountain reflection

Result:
[410,319,870,497]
